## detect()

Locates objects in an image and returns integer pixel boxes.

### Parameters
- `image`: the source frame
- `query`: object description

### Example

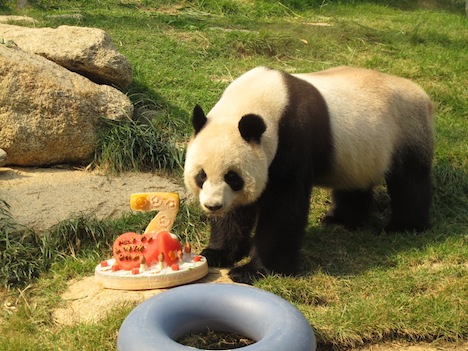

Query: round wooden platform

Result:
[95,255,208,290]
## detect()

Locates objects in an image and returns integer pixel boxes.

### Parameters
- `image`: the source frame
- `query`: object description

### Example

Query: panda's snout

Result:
[200,180,231,214]
[204,203,223,212]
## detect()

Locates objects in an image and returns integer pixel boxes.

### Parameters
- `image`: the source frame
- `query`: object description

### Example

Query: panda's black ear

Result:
[238,114,266,144]
[192,104,207,135]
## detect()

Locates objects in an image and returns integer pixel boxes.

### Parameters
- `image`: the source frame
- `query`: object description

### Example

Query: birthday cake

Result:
[94,193,208,290]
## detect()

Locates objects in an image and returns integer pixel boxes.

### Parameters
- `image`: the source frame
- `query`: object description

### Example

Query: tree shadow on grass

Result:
[353,0,464,14]
[126,78,188,125]
[287,0,465,15]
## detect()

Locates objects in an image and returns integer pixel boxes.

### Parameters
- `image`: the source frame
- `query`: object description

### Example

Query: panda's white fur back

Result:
[294,66,434,189]
[202,66,434,190]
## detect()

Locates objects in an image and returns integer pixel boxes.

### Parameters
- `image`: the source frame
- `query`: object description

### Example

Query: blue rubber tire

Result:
[117,283,316,351]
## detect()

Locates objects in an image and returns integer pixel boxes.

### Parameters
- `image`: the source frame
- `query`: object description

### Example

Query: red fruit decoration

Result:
[112,231,182,270]
[112,232,158,270]
[154,231,183,266]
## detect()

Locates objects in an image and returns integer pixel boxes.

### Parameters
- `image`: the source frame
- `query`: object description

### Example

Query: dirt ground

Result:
[0,166,466,351]
[0,166,186,231]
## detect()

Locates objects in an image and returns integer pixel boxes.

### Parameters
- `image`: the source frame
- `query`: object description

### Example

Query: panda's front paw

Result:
[200,248,235,267]
[228,264,267,285]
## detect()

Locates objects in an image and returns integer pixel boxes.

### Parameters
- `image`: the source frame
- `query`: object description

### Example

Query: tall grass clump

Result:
[94,115,185,173]
[40,214,113,261]
[0,200,44,288]
[96,119,166,172]
[0,204,116,289]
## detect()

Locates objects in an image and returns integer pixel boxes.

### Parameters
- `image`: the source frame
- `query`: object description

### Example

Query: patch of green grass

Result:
[0,200,44,288]
[0,292,133,351]
[0,0,466,349]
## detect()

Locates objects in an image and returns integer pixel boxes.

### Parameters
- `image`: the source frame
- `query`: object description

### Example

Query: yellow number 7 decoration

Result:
[129,192,179,234]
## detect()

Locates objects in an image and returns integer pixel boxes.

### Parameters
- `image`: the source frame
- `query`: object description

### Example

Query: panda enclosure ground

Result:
[0,0,467,350]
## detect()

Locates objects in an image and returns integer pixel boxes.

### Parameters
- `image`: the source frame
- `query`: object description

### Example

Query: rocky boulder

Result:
[0,45,134,167]
[0,149,6,166]
[0,24,133,88]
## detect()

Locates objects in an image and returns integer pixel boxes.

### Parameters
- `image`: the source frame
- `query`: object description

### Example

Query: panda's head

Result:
[184,104,269,215]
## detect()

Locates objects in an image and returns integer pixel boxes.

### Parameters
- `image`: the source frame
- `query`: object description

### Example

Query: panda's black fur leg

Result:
[385,148,433,233]
[229,186,310,284]
[385,179,432,233]
[228,257,269,285]
[201,203,258,267]
[385,177,432,232]
[322,189,374,230]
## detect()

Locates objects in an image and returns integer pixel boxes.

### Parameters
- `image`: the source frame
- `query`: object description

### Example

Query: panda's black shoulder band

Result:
[238,114,266,144]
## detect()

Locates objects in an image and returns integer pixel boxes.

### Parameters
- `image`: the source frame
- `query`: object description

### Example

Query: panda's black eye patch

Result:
[195,169,207,189]
[224,170,244,191]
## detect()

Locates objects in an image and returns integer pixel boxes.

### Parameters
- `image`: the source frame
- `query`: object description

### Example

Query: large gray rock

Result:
[0,45,134,167]
[0,24,133,88]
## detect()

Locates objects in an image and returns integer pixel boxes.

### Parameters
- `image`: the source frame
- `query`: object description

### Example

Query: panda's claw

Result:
[229,268,261,285]
[200,248,235,267]
[228,263,268,285]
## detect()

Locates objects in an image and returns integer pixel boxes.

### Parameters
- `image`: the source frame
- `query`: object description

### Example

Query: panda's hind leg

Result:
[322,188,373,230]
[385,149,432,233]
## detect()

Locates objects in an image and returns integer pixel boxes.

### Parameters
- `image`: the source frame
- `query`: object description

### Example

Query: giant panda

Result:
[184,66,434,284]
